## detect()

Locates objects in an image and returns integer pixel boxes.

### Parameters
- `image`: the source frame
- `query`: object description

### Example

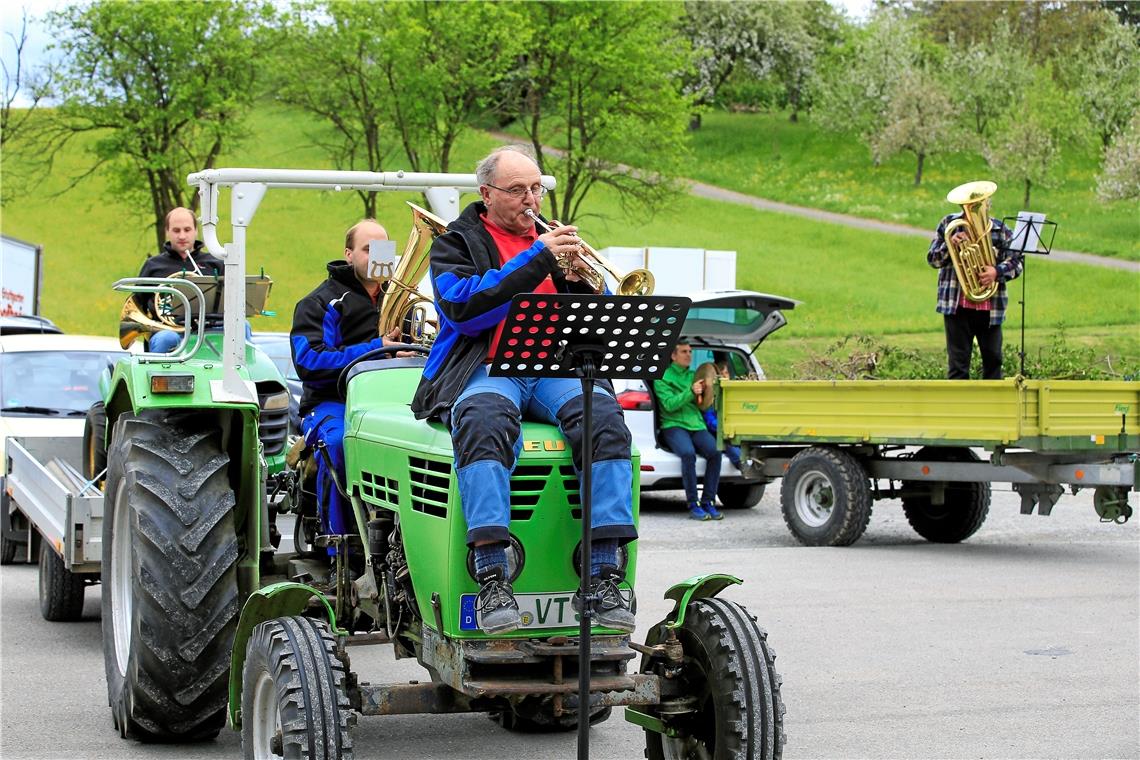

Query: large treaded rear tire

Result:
[780,446,871,546]
[39,540,86,621]
[901,447,990,543]
[101,411,239,741]
[643,597,785,759]
[241,616,354,760]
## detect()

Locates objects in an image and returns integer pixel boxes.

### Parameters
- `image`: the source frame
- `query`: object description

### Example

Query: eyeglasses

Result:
[486,182,547,199]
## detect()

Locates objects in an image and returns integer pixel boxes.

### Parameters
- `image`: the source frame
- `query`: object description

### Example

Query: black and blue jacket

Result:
[411,201,591,420]
[291,261,387,415]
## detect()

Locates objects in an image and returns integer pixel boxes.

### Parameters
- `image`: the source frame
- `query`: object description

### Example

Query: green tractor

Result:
[97,168,786,759]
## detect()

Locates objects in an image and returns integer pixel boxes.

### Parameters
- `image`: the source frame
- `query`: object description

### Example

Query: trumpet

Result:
[525,209,654,296]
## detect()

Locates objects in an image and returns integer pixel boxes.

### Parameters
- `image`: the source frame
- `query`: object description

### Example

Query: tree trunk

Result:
[914,152,925,186]
[1023,178,1031,209]
[689,113,702,131]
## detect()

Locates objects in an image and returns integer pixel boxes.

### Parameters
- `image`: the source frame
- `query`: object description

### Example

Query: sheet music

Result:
[1011,211,1047,253]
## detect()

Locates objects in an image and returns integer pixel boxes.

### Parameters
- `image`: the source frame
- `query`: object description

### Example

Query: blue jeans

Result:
[450,366,635,546]
[661,426,722,506]
[149,322,253,353]
[301,401,349,556]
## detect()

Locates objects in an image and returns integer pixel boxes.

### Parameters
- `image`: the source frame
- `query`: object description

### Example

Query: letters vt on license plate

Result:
[459,591,579,631]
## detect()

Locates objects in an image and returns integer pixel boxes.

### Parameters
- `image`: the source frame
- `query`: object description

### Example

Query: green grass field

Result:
[676,110,1140,261]
[2,103,1136,378]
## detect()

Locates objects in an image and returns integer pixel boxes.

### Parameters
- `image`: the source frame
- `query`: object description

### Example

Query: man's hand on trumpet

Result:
[537,223,589,282]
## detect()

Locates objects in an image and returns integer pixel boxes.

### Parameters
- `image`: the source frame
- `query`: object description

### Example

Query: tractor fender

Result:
[227,582,343,729]
[661,573,742,630]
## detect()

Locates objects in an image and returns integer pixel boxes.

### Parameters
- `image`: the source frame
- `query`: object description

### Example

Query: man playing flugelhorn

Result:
[411,146,637,636]
[927,181,1023,380]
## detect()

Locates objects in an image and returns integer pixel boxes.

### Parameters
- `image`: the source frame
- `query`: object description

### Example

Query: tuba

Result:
[377,202,449,345]
[944,180,1000,303]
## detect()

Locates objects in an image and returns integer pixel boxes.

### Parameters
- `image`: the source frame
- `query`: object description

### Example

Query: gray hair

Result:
[475,145,538,186]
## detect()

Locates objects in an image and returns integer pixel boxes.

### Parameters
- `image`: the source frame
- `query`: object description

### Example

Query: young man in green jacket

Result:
[653,341,724,520]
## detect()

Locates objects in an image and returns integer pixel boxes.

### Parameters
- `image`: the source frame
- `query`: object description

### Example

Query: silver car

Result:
[614,290,798,509]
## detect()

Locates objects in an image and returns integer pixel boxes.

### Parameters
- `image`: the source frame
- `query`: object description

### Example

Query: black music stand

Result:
[489,292,691,760]
[1001,214,1058,377]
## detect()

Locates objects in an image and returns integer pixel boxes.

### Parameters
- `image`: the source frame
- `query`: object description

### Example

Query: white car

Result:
[0,332,129,563]
[615,290,798,509]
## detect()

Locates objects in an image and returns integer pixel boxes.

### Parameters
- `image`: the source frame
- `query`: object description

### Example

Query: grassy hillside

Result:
[1,103,1136,378]
[677,110,1140,261]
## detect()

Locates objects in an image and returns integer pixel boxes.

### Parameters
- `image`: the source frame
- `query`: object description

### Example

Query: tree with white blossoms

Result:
[943,20,1035,138]
[1096,114,1140,202]
[816,7,959,185]
[870,65,961,186]
[1065,12,1140,150]
[984,67,1083,209]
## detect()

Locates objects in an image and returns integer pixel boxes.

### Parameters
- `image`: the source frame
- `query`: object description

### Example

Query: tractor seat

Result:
[345,357,427,385]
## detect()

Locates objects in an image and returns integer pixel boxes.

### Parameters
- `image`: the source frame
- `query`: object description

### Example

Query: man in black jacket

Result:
[411,146,637,635]
[291,219,405,562]
[137,207,225,352]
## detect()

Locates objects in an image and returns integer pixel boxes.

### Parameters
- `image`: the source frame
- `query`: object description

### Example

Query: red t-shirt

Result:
[482,214,558,360]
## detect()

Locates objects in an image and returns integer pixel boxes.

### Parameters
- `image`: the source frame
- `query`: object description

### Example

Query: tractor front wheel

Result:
[643,597,785,760]
[241,616,354,760]
[101,411,239,741]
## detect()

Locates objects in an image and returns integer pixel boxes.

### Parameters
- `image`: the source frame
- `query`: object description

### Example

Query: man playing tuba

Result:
[927,181,1023,380]
[290,219,411,576]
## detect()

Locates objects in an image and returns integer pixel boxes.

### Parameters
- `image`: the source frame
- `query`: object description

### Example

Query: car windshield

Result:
[1,350,124,415]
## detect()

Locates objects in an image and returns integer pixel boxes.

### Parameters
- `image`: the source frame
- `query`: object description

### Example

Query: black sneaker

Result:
[574,565,635,633]
[475,567,521,634]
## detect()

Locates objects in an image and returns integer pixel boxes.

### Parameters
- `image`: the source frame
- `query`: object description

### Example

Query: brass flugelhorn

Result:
[525,209,654,296]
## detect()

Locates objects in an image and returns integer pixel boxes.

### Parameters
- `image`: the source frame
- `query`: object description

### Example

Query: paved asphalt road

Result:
[2,486,1137,759]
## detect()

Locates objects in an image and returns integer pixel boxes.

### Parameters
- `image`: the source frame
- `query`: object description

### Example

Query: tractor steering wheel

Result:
[336,344,430,399]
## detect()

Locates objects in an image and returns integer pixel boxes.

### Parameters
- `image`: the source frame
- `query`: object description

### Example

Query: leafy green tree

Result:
[1097,113,1140,201]
[506,1,692,224]
[46,1,265,250]
[944,21,1034,137]
[984,68,1083,208]
[1066,13,1140,149]
[271,1,529,217]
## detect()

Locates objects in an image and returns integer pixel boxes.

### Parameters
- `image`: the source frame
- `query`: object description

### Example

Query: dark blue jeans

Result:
[661,426,722,505]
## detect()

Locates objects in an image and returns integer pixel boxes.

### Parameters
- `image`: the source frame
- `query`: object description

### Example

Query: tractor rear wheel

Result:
[101,411,239,741]
[643,597,785,759]
[39,540,86,621]
[241,616,354,760]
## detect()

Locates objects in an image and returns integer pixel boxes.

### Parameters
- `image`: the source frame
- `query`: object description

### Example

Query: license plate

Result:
[459,591,580,631]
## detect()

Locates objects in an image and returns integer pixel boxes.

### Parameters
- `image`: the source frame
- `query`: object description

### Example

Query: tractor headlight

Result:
[572,541,629,578]
[466,534,525,583]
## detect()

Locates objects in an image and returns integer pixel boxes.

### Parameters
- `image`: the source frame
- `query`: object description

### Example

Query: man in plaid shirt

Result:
[927,194,1023,380]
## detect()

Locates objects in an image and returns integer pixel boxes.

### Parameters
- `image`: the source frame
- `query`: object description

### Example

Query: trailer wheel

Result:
[82,401,108,486]
[642,597,785,760]
[1,483,25,565]
[901,447,990,543]
[102,411,238,741]
[780,447,871,546]
[717,482,766,510]
[242,616,354,760]
[39,540,86,621]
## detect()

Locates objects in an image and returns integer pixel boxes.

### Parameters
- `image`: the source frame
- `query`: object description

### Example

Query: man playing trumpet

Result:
[411,146,637,636]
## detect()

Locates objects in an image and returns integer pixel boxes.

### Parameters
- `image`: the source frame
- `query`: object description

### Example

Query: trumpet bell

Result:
[618,269,655,297]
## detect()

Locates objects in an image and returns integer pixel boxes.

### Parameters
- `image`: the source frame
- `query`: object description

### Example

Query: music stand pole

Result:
[488,293,691,760]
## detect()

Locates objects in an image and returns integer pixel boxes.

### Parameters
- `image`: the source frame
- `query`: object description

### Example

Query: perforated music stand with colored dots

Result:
[489,292,691,760]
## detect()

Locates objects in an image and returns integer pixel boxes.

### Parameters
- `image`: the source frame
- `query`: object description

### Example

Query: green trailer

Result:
[716,378,1138,546]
